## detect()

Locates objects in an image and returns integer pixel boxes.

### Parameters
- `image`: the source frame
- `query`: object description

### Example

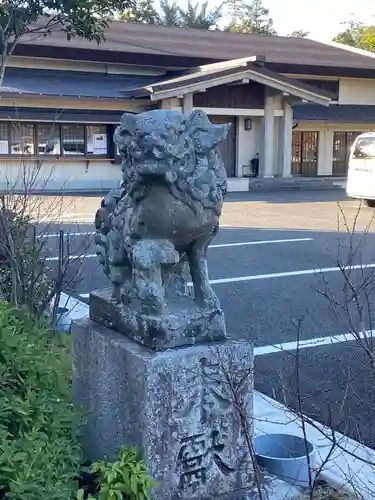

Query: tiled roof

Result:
[0,107,125,123]
[0,68,161,98]
[294,104,375,122]
[17,22,375,71]
[123,57,333,106]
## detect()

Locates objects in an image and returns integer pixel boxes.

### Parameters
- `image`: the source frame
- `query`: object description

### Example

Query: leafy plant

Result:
[0,0,133,85]
[0,195,90,321]
[0,204,51,315]
[225,0,276,35]
[77,447,156,500]
[120,0,223,29]
[0,302,83,499]
[333,19,375,53]
[297,485,357,499]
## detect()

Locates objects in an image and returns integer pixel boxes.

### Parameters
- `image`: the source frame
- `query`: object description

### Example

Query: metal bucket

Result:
[254,433,316,488]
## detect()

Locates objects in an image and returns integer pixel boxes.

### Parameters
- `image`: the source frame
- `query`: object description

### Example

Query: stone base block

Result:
[203,473,302,499]
[89,288,227,350]
[72,318,254,500]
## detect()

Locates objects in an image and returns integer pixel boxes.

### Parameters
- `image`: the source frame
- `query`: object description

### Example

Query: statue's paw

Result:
[138,285,165,314]
[110,289,121,304]
[140,297,164,315]
[121,284,136,305]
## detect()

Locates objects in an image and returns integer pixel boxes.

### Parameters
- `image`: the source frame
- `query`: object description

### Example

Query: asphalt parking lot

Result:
[41,189,375,449]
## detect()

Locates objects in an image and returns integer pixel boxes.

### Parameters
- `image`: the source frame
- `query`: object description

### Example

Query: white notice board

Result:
[92,133,107,155]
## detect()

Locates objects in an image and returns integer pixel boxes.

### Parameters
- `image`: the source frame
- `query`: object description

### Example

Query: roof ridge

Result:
[108,20,301,41]
[316,39,375,60]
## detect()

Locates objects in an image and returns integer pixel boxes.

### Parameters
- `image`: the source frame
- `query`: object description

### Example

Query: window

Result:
[10,123,34,155]
[352,138,375,159]
[332,132,361,175]
[298,79,339,100]
[86,125,108,155]
[0,122,112,157]
[37,123,61,155]
[0,123,9,154]
[61,124,85,155]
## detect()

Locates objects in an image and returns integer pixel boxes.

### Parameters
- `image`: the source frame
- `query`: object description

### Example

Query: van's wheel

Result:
[365,199,375,207]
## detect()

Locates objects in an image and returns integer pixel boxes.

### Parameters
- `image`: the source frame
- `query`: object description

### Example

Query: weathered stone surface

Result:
[94,110,230,345]
[196,471,302,499]
[90,288,226,350]
[72,318,253,500]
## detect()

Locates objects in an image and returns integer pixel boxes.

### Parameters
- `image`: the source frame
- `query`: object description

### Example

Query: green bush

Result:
[78,447,156,500]
[0,208,51,316]
[0,301,82,500]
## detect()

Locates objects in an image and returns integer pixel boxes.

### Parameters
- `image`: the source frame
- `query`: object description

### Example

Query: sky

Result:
[262,0,374,41]
[178,0,375,42]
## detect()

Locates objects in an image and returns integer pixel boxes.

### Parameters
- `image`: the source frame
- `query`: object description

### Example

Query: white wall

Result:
[339,78,375,105]
[286,76,375,106]
[236,117,262,176]
[0,158,122,192]
[237,115,281,178]
[237,117,255,175]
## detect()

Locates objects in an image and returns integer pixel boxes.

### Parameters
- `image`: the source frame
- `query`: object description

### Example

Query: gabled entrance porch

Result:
[122,55,331,189]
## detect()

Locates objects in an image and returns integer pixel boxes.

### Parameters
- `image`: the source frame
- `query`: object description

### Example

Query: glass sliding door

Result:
[292,131,319,177]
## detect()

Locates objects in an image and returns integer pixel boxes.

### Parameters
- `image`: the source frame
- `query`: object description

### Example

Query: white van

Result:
[346,132,375,207]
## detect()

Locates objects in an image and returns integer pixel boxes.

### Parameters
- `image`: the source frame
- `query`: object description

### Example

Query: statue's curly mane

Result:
[95,109,231,314]
[114,109,229,215]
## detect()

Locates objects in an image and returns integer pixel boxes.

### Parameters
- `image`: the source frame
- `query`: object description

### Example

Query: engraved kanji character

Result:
[200,357,230,423]
[177,433,207,490]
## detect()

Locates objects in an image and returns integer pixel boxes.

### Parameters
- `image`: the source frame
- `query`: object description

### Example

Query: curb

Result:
[254,392,375,499]
[247,179,346,193]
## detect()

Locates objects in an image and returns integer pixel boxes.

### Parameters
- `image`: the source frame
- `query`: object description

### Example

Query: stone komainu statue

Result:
[95,109,230,316]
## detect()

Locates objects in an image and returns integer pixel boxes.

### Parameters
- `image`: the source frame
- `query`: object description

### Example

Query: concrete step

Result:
[247,176,346,192]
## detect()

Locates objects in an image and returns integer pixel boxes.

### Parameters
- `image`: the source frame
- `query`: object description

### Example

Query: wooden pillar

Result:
[182,94,193,113]
[262,89,275,178]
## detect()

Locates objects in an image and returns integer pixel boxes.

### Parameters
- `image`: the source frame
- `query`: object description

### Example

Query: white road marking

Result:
[42,236,312,246]
[78,261,375,302]
[46,253,97,261]
[38,231,95,238]
[35,213,95,223]
[254,329,375,356]
[210,237,313,248]
[201,263,375,285]
[44,236,311,257]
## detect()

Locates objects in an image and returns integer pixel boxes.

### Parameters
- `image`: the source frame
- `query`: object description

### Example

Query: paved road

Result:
[41,190,375,448]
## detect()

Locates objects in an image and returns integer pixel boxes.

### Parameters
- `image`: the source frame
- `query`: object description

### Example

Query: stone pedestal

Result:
[72,318,254,500]
[90,288,227,350]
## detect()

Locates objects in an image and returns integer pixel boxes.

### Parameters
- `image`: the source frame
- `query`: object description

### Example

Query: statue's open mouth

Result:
[137,160,170,177]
